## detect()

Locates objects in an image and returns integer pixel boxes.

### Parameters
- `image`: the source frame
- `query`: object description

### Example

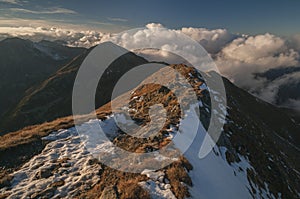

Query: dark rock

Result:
[36,168,52,179]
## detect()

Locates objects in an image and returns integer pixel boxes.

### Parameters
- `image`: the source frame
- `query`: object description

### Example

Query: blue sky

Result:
[0,0,299,35]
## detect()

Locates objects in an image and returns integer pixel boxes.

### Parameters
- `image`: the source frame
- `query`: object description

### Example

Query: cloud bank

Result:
[0,26,104,47]
[0,23,299,109]
[215,33,299,106]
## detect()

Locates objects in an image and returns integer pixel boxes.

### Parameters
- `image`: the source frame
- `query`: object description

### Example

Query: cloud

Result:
[0,16,128,47]
[9,7,77,14]
[258,71,300,107]
[0,0,23,5]
[284,99,300,111]
[216,33,299,79]
[215,33,299,105]
[220,34,296,64]
[100,23,219,71]
[0,18,81,29]
[289,34,300,51]
[0,26,105,47]
[180,27,236,54]
[134,48,190,65]
[107,17,128,22]
[102,24,235,58]
[0,22,236,53]
[145,23,164,29]
[128,24,237,54]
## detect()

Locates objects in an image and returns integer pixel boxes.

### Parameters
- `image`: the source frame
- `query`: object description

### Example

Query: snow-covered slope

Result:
[185,126,274,199]
[0,118,298,199]
[0,112,271,199]
[1,125,100,198]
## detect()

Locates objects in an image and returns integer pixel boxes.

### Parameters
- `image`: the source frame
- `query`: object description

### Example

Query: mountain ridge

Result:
[0,38,85,133]
[0,63,299,198]
[0,43,149,134]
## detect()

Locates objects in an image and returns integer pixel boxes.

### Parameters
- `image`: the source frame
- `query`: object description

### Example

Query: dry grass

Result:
[0,193,10,199]
[165,157,193,199]
[79,164,149,199]
[118,179,150,199]
[0,171,12,188]
[0,103,112,172]
[80,156,194,199]
[0,101,112,150]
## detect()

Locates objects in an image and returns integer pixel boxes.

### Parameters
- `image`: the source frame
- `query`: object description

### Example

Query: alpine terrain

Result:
[0,42,299,199]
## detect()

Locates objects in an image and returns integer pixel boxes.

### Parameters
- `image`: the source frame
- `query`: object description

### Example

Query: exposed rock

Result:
[36,168,52,179]
[164,184,171,189]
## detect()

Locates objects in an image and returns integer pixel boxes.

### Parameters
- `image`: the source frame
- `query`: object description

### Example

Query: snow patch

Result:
[1,118,122,198]
[139,180,176,199]
[3,127,101,198]
[139,170,175,199]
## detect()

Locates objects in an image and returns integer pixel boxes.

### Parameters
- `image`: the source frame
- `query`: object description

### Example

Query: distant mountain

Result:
[0,42,149,134]
[0,62,299,198]
[0,38,85,131]
[256,66,300,82]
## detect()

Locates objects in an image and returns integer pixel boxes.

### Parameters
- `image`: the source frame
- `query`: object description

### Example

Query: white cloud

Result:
[0,26,105,48]
[215,33,299,104]
[0,18,81,29]
[101,23,218,71]
[216,33,299,79]
[289,34,300,51]
[0,22,236,53]
[107,17,128,22]
[259,71,300,105]
[145,23,164,29]
[180,27,236,53]
[134,48,190,65]
[220,34,295,64]
[9,7,77,14]
[0,0,22,5]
